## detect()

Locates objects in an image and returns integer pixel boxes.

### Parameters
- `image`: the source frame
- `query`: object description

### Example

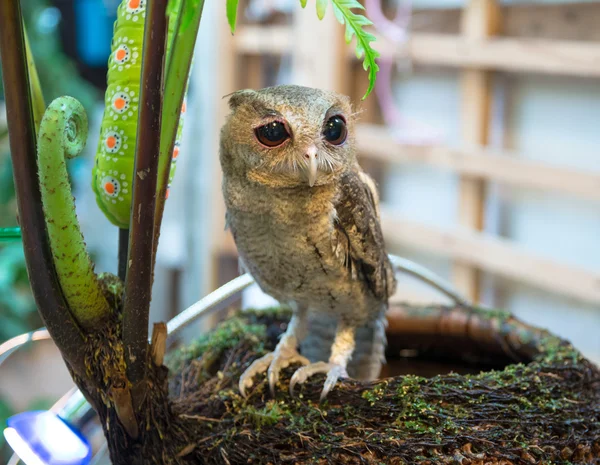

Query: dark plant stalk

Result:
[118,228,129,282]
[0,0,86,375]
[122,0,169,393]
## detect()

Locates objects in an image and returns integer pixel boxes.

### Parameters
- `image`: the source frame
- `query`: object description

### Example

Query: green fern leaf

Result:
[227,0,239,34]
[329,0,380,99]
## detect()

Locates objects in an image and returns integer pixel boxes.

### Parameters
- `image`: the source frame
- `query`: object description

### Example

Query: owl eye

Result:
[254,121,290,148]
[323,115,347,146]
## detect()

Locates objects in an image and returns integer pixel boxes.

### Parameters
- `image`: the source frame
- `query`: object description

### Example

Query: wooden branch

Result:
[233,25,600,78]
[380,209,600,305]
[122,0,168,390]
[355,124,600,201]
[151,323,167,367]
[0,0,86,375]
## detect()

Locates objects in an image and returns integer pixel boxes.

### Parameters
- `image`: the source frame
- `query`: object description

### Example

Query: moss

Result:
[237,400,285,428]
[166,316,267,374]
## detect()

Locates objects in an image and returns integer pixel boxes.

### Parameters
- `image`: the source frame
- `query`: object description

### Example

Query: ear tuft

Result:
[225,89,256,110]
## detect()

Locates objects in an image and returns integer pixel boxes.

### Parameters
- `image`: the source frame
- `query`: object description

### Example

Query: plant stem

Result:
[23,25,45,133]
[118,228,129,282]
[0,0,86,375]
[153,0,205,251]
[122,0,169,390]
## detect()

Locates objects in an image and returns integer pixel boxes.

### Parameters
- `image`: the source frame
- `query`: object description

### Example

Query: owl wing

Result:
[333,169,397,302]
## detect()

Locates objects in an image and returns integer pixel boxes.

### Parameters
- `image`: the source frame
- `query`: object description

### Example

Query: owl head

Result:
[220,85,357,189]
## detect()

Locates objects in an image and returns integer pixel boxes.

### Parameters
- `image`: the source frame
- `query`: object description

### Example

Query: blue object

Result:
[3,411,92,465]
[73,0,118,67]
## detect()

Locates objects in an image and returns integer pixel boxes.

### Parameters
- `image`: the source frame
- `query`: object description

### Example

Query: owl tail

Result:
[300,310,387,381]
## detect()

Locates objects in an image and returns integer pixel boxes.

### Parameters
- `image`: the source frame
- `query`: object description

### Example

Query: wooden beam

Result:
[211,10,239,292]
[233,26,600,78]
[453,0,500,302]
[290,9,347,92]
[387,34,600,77]
[233,26,290,55]
[380,209,600,305]
[385,3,600,40]
[355,124,600,202]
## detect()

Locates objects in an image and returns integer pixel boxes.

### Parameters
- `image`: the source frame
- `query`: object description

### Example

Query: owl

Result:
[219,85,397,400]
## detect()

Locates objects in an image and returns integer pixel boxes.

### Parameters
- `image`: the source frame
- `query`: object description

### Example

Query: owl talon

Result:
[239,352,275,398]
[239,349,309,398]
[289,362,349,401]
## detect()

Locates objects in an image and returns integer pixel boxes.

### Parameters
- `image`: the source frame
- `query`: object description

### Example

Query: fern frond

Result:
[329,0,379,99]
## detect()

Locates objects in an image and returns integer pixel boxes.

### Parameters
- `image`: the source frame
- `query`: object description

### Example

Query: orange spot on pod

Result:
[114,98,126,110]
[102,176,120,197]
[126,0,145,13]
[104,131,122,153]
[172,142,180,160]
[111,92,131,114]
[114,46,129,64]
[181,101,187,114]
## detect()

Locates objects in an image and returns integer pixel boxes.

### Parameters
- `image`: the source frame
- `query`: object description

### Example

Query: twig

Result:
[0,0,86,375]
[151,322,168,366]
[122,0,169,394]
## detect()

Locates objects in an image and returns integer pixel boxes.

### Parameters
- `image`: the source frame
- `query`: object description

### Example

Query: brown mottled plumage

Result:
[219,85,396,400]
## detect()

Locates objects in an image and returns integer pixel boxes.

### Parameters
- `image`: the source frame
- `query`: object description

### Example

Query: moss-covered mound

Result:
[166,304,600,464]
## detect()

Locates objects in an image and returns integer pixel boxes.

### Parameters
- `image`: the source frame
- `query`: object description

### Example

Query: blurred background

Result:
[1,0,600,460]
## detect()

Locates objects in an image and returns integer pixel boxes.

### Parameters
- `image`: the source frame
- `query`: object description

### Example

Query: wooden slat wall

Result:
[209,2,600,306]
[355,124,600,202]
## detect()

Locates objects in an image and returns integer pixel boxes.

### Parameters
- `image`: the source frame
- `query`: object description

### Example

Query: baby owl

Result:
[219,85,397,400]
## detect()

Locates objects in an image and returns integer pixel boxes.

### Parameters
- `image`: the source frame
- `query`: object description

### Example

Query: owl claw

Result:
[238,349,309,398]
[239,352,275,398]
[289,362,349,401]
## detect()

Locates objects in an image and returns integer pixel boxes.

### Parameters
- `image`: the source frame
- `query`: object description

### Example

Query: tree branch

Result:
[122,0,169,393]
[0,0,86,375]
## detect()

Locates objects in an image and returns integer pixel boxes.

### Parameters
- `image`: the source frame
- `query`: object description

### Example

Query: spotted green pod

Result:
[92,0,188,228]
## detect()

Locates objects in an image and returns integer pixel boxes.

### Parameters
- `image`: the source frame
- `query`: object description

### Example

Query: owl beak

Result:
[304,145,318,187]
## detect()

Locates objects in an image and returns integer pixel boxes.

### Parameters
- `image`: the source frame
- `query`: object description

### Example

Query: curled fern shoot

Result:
[37,96,111,329]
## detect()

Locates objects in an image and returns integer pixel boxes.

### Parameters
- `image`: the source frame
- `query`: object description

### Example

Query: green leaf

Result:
[299,0,308,8]
[316,0,328,20]
[329,0,380,99]
[227,0,239,34]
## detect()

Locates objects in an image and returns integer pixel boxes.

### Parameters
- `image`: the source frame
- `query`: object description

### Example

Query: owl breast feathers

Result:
[220,85,396,398]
